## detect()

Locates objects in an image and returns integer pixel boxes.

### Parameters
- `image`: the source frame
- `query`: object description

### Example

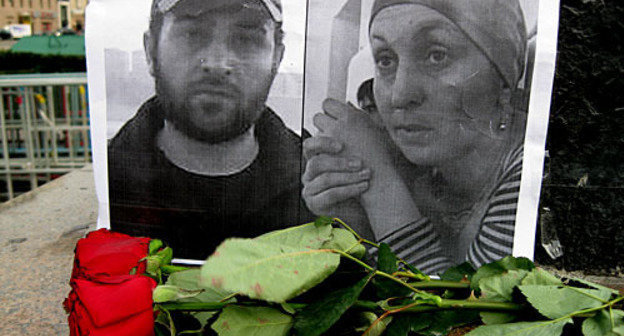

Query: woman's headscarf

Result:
[370,0,527,88]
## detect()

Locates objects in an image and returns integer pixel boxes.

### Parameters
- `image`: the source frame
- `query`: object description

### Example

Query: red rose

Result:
[71,229,151,279]
[64,275,157,336]
[65,229,157,335]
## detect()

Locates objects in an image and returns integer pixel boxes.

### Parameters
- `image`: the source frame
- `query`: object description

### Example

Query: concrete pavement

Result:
[0,165,96,335]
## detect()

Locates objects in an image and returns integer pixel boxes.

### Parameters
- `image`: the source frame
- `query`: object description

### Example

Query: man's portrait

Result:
[104,0,314,260]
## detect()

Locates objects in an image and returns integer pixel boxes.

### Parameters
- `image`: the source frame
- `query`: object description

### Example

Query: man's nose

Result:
[391,63,426,110]
[199,44,236,77]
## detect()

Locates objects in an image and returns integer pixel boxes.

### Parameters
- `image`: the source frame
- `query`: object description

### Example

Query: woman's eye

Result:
[375,54,397,70]
[427,49,448,64]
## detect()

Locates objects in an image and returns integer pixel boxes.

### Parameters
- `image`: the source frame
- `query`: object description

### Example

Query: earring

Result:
[498,89,513,131]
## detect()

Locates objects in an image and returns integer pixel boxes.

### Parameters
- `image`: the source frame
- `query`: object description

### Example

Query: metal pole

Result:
[0,90,15,200]
[46,85,59,165]
[20,88,38,191]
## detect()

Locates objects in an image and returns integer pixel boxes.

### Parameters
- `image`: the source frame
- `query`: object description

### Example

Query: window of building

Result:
[19,0,23,7]
[47,0,50,8]
[1,0,4,8]
[29,0,32,8]
[39,0,42,7]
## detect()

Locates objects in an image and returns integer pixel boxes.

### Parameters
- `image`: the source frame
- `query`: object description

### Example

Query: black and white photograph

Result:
[301,0,547,274]
[86,0,557,269]
[87,0,314,260]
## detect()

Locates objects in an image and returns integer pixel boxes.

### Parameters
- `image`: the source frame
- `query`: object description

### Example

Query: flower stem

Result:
[330,249,426,295]
[406,280,470,289]
[159,302,227,311]
[161,265,191,274]
[383,299,524,314]
[159,300,380,312]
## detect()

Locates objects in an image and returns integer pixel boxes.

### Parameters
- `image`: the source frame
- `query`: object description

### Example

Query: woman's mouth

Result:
[394,124,434,142]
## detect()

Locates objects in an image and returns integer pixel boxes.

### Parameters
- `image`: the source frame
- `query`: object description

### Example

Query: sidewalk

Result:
[0,165,96,335]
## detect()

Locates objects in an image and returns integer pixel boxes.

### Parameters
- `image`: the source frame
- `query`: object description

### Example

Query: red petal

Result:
[73,275,156,327]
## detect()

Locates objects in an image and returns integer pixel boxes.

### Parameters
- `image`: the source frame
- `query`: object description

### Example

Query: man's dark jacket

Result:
[108,97,315,259]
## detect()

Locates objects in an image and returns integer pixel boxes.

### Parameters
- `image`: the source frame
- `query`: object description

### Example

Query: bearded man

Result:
[108,0,313,259]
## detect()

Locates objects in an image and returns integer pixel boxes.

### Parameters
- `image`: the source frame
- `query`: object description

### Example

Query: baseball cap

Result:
[154,0,282,23]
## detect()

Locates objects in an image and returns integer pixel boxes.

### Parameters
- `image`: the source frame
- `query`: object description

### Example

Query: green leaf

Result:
[362,316,393,336]
[413,291,443,306]
[166,269,234,303]
[320,228,366,259]
[582,309,624,336]
[158,247,173,265]
[293,273,374,336]
[385,314,431,336]
[403,263,430,281]
[373,243,411,298]
[519,285,612,319]
[314,216,334,227]
[280,302,296,315]
[155,307,176,336]
[466,319,572,336]
[153,285,205,303]
[199,238,340,303]
[471,256,535,291]
[421,310,481,336]
[149,239,164,255]
[480,312,518,325]
[440,262,476,282]
[378,243,398,273]
[521,269,562,286]
[211,305,292,336]
[477,270,525,324]
[191,311,216,331]
[479,270,529,302]
[255,222,332,250]
[146,247,174,276]
[568,277,620,297]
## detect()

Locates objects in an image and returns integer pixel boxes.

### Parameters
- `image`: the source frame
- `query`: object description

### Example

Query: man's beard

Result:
[155,79,263,144]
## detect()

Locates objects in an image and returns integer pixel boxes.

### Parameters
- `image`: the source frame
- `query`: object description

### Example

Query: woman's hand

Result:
[314,99,394,175]
[302,137,369,215]
[301,136,375,239]
[312,98,424,240]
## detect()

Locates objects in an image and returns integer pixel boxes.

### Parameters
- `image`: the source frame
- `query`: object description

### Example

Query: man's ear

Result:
[144,31,156,77]
[272,43,285,74]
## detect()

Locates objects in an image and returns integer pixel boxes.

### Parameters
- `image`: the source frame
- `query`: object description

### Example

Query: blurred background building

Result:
[0,0,87,35]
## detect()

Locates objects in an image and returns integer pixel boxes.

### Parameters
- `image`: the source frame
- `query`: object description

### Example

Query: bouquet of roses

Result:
[64,218,624,336]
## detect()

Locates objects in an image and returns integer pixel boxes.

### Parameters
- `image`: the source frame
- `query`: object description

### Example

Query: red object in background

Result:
[64,229,156,336]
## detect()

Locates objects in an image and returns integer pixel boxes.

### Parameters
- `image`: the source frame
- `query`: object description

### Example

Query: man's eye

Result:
[233,32,259,44]
[185,30,202,39]
[427,49,448,64]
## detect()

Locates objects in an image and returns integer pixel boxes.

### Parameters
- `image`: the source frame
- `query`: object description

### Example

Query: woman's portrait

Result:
[303,0,540,274]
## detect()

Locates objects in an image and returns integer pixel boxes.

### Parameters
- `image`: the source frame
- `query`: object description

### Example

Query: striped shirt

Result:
[370,146,524,275]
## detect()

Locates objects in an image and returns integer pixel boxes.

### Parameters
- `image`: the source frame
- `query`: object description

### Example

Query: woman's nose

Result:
[391,64,426,109]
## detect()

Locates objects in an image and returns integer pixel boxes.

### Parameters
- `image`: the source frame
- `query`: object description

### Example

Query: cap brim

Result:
[158,0,282,22]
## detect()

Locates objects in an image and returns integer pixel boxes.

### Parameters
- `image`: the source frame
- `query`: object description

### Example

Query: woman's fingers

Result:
[303,154,364,181]
[302,136,343,160]
[313,113,337,133]
[303,181,370,212]
[323,98,352,119]
[303,168,371,196]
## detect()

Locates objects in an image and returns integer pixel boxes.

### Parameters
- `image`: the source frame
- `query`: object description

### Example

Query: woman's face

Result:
[370,5,505,167]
